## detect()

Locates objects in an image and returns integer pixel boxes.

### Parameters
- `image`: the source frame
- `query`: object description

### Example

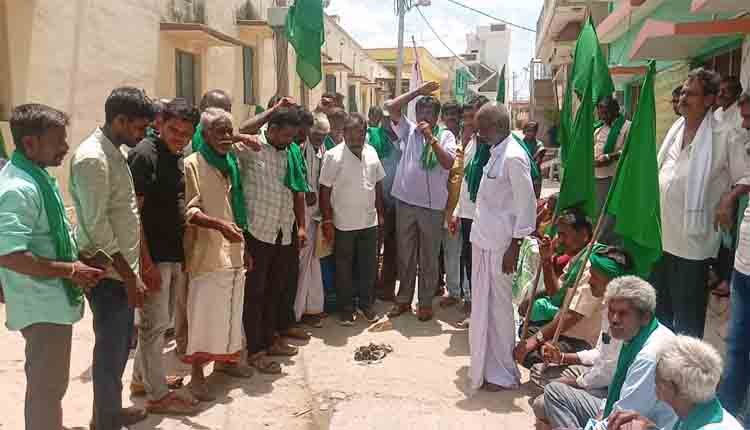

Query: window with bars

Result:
[175,50,199,106]
[242,46,255,105]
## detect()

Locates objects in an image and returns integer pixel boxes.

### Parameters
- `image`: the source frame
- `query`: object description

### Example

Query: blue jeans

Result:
[88,278,134,430]
[719,270,750,428]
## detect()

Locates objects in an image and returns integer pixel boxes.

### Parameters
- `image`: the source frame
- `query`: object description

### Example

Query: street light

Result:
[394,0,431,96]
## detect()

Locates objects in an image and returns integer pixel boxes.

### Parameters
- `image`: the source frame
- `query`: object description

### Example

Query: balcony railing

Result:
[163,0,206,24]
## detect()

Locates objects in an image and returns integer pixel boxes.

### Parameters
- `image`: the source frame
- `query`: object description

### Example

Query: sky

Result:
[325,0,544,99]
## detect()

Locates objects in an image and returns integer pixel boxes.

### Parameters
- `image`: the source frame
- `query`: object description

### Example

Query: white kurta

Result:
[294,205,324,320]
[469,135,536,391]
[185,269,245,362]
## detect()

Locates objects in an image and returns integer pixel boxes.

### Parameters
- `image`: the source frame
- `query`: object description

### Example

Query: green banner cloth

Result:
[556,62,598,221]
[606,61,662,278]
[10,151,82,305]
[285,0,325,89]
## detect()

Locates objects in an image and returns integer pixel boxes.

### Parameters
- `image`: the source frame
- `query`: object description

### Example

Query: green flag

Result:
[496,65,506,103]
[285,0,325,89]
[571,17,614,104]
[556,62,597,220]
[606,61,662,278]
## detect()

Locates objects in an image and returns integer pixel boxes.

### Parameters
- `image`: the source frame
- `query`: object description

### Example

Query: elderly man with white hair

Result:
[468,102,537,392]
[294,112,330,326]
[609,336,742,430]
[182,107,253,400]
[543,276,677,430]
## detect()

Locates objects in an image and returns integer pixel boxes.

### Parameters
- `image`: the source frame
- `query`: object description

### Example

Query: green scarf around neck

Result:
[512,133,541,180]
[10,151,82,305]
[604,316,660,416]
[286,141,310,193]
[420,126,445,170]
[197,139,249,231]
[324,135,336,151]
[464,141,491,202]
[676,398,724,430]
[367,127,392,160]
[595,115,626,154]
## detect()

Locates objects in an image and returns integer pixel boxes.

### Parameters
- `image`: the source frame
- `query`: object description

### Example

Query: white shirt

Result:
[575,312,622,390]
[453,136,478,220]
[319,142,385,231]
[659,115,750,260]
[594,120,631,179]
[470,135,536,251]
[714,102,743,135]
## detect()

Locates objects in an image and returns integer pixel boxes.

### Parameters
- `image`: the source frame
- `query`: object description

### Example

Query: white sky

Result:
[325,0,544,99]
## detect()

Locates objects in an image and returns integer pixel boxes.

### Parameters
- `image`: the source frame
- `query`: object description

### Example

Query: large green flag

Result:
[556,63,597,220]
[285,0,325,89]
[571,17,614,104]
[606,61,662,278]
[496,65,506,103]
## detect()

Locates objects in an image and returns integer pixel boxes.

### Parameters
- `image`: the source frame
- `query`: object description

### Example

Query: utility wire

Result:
[439,0,537,33]
[415,6,473,71]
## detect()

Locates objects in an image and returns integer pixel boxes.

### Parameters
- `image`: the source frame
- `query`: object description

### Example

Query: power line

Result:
[415,6,473,71]
[439,0,537,33]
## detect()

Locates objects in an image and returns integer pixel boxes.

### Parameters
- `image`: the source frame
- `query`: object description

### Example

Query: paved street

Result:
[0,301,536,430]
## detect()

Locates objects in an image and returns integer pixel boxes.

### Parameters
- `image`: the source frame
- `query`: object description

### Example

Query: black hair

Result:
[344,112,367,131]
[721,76,743,100]
[11,103,70,153]
[297,108,314,128]
[442,100,462,116]
[368,105,384,118]
[327,107,348,124]
[162,98,200,127]
[558,206,593,237]
[268,107,301,129]
[267,94,282,109]
[104,87,154,125]
[415,96,441,117]
[199,89,232,112]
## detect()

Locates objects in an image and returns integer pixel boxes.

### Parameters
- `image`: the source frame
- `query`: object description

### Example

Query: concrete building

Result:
[532,0,750,147]
[0,0,390,200]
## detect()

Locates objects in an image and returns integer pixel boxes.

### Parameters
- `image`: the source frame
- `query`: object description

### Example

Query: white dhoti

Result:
[294,207,324,321]
[469,245,521,391]
[185,269,245,363]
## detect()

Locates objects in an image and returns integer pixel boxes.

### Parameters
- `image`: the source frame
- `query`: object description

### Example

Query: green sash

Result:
[676,398,724,430]
[286,141,310,193]
[464,142,491,202]
[420,126,445,170]
[604,316,660,416]
[595,115,626,154]
[197,139,249,231]
[367,127,392,160]
[512,133,541,180]
[10,151,82,305]
[324,135,336,151]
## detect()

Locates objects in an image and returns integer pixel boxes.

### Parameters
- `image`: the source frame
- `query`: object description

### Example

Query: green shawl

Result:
[10,151,82,305]
[286,141,310,193]
[464,142,491,202]
[420,126,445,170]
[512,133,541,180]
[367,126,392,160]
[595,115,626,154]
[603,316,660,416]
[197,139,249,231]
[676,398,724,430]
